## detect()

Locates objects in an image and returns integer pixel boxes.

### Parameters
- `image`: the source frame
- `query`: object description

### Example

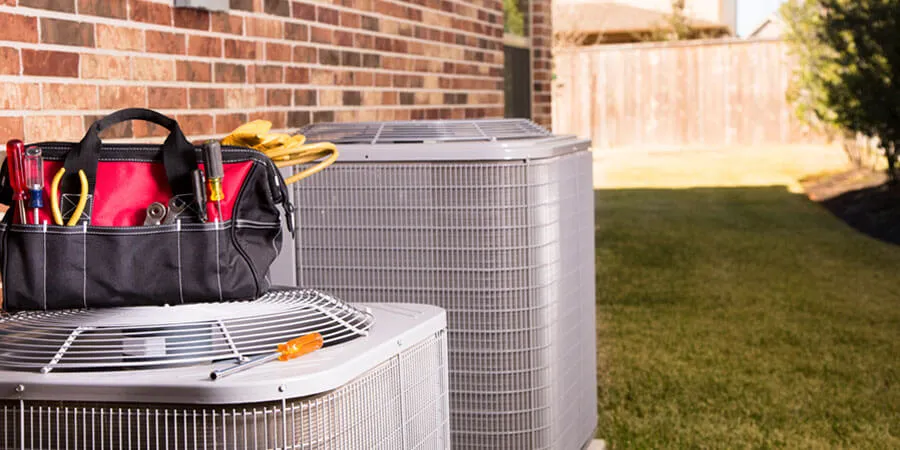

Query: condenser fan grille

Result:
[0,289,374,373]
[297,119,551,144]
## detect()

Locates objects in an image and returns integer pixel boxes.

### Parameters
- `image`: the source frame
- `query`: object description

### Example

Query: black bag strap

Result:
[62,108,198,201]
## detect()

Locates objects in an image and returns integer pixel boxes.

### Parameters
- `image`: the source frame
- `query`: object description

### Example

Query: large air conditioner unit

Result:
[0,289,450,449]
[275,120,597,449]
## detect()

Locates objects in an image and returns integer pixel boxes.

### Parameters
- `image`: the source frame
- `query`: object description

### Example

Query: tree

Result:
[645,1,727,42]
[782,0,900,182]
[504,0,525,37]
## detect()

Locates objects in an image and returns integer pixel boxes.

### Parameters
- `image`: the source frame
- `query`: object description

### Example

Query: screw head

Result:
[14,384,24,393]
[278,384,286,393]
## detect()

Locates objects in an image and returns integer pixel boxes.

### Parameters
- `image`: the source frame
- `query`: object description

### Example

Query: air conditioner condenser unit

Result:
[0,289,450,449]
[279,120,598,450]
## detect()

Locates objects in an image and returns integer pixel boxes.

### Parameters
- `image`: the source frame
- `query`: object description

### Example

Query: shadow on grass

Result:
[818,182,900,245]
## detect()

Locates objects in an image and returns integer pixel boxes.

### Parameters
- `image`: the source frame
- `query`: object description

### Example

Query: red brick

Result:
[294,89,316,106]
[246,16,282,39]
[22,50,78,77]
[340,11,361,28]
[292,2,314,20]
[174,8,210,30]
[25,116,83,142]
[42,83,98,110]
[287,110,310,128]
[293,45,315,62]
[130,0,172,26]
[335,30,353,46]
[310,26,331,44]
[146,30,185,55]
[224,39,258,59]
[148,87,187,109]
[0,48,18,75]
[285,67,309,84]
[216,113,249,134]
[41,18,94,47]
[0,83,40,110]
[96,24,143,51]
[78,0,127,19]
[317,7,339,25]
[175,114,213,136]
[255,65,283,83]
[229,0,253,12]
[266,88,291,106]
[132,121,168,138]
[211,12,243,34]
[266,43,292,62]
[85,115,133,139]
[0,13,37,43]
[215,63,246,83]
[99,85,146,109]
[0,117,24,142]
[20,0,74,13]
[264,0,289,16]
[132,57,175,81]
[189,88,224,109]
[224,88,257,109]
[81,54,130,80]
[248,111,285,129]
[176,61,212,83]
[188,35,221,57]
[284,22,308,41]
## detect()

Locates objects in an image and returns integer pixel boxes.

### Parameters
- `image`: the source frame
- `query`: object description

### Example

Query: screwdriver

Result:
[6,140,27,224]
[23,146,44,225]
[209,332,323,380]
[201,140,224,222]
[191,169,207,223]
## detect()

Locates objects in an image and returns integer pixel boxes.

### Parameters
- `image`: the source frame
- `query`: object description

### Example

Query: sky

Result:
[737,0,786,36]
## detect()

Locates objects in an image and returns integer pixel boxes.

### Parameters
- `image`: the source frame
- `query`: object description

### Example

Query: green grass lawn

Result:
[596,186,900,449]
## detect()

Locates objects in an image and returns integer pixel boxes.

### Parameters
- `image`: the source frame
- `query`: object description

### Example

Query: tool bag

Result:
[0,108,293,311]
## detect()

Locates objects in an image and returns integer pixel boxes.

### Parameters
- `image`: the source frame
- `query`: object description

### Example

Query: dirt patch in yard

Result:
[802,168,900,245]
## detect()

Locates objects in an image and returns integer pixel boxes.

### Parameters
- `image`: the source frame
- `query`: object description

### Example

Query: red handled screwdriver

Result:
[6,140,27,224]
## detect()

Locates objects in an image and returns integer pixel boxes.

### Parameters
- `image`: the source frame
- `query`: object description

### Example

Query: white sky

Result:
[737,0,786,36]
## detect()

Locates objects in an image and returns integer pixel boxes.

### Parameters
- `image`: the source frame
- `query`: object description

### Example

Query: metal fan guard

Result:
[0,289,374,373]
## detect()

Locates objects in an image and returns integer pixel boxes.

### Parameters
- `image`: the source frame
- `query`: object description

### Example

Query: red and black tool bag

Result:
[0,109,293,311]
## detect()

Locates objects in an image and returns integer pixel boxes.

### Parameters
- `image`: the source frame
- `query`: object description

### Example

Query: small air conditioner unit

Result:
[276,120,597,449]
[0,289,450,449]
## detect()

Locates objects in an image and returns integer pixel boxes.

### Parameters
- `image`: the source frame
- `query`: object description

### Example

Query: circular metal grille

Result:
[0,289,374,373]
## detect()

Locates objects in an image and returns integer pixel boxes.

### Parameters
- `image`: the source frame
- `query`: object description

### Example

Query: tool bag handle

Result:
[62,108,198,205]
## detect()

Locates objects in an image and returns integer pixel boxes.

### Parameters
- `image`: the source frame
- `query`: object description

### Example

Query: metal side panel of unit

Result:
[291,147,597,450]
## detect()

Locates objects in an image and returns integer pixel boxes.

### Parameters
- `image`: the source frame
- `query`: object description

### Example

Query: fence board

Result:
[553,38,824,148]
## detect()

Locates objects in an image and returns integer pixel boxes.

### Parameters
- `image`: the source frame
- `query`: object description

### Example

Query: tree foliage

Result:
[782,0,900,180]
[645,0,726,42]
[504,0,525,37]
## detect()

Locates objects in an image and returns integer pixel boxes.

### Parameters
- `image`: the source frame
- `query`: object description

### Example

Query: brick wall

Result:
[0,0,552,144]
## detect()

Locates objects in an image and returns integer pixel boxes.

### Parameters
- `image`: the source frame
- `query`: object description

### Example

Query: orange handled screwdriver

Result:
[201,140,224,222]
[210,333,323,380]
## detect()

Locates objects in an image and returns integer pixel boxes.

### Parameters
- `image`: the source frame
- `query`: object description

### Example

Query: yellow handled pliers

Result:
[50,168,88,226]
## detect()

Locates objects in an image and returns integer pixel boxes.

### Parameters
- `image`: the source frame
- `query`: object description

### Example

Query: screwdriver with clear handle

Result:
[210,332,323,380]
[23,146,44,225]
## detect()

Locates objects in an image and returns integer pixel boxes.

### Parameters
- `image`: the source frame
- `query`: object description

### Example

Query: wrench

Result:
[162,197,189,224]
[143,202,167,226]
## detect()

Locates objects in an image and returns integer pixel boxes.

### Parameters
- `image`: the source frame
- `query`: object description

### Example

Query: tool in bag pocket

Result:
[0,108,293,311]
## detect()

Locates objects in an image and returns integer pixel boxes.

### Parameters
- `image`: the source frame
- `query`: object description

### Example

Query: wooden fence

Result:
[553,38,825,148]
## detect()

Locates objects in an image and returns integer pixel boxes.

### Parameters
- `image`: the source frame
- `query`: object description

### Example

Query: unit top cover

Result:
[296,119,592,161]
